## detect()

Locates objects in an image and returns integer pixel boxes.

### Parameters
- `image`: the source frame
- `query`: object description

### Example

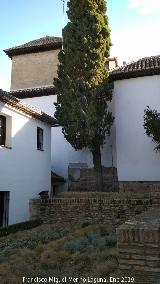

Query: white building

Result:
[111,57,160,191]
[0,89,55,226]
[5,36,116,193]
[4,36,160,194]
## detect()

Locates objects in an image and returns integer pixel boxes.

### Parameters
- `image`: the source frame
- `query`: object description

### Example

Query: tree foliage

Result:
[144,106,160,151]
[54,0,114,191]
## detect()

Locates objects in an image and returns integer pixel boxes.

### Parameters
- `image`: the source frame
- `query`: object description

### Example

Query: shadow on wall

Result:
[51,119,116,179]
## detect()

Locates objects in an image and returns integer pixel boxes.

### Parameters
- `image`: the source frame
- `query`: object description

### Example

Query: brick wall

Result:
[119,181,160,193]
[29,192,159,225]
[117,208,160,282]
[29,199,41,220]
[68,168,160,193]
[69,167,119,192]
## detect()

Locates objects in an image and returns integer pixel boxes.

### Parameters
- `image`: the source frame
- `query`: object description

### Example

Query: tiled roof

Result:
[110,55,160,81]
[10,85,56,99]
[0,89,57,126]
[4,36,62,58]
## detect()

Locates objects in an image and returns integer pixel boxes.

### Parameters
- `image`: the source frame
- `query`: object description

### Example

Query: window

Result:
[0,116,6,146]
[37,127,43,150]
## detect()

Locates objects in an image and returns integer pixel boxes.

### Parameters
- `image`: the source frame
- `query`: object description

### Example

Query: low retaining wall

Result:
[119,181,160,193]
[29,192,160,225]
[117,208,160,278]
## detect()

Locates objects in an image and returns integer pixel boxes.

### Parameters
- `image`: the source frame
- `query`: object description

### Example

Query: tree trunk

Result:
[92,145,103,192]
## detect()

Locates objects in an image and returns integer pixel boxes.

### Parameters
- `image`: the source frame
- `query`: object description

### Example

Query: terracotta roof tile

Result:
[4,36,62,58]
[0,89,57,126]
[110,55,160,81]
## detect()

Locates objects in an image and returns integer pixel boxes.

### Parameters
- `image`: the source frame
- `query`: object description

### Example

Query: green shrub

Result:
[81,222,91,228]
[63,237,90,253]
[0,227,71,261]
[87,231,106,250]
[0,220,41,238]
[98,226,108,236]
[105,233,117,247]
[95,258,118,277]
[63,229,117,254]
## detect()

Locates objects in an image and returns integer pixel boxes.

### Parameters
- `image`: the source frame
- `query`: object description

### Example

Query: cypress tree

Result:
[54,0,114,191]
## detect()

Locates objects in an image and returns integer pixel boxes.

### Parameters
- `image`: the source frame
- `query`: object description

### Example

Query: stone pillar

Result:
[29,199,41,220]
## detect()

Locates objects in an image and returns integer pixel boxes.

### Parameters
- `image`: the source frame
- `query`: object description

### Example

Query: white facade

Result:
[0,101,51,225]
[24,95,116,179]
[114,75,160,181]
[22,74,160,186]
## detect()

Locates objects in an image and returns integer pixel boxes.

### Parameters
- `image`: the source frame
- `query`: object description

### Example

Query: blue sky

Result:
[1,0,160,90]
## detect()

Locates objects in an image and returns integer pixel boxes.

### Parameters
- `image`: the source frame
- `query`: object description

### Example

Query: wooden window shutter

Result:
[0,116,6,146]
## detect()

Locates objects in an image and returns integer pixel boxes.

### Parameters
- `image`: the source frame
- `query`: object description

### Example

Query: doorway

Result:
[0,192,9,227]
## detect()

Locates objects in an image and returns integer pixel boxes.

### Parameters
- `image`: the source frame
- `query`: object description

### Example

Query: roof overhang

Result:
[10,85,56,99]
[109,55,160,81]
[4,36,62,59]
[0,89,57,126]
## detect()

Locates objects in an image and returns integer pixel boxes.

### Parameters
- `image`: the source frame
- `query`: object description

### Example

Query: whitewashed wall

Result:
[114,75,160,181]
[24,95,115,179]
[0,102,51,225]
